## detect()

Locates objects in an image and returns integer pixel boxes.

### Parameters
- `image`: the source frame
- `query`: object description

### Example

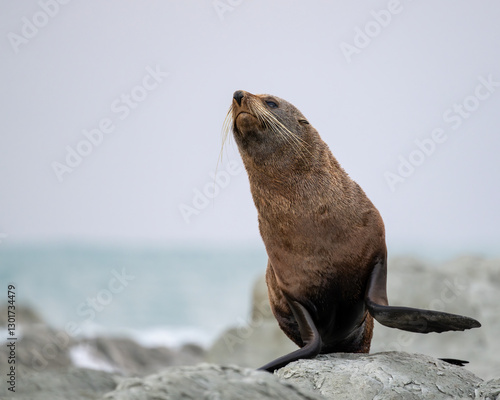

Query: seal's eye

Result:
[266,101,278,109]
[298,119,309,125]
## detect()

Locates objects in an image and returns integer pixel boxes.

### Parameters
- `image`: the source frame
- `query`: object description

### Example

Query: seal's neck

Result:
[242,143,351,205]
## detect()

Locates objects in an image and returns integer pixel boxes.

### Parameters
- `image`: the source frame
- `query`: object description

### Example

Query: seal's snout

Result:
[233,90,244,106]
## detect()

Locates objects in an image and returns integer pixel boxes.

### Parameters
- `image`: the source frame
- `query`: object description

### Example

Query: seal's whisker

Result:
[219,104,234,163]
[217,104,235,179]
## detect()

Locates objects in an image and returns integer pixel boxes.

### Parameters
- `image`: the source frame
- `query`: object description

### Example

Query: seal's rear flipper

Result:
[440,358,469,366]
[365,257,481,333]
[257,300,322,373]
[366,299,481,333]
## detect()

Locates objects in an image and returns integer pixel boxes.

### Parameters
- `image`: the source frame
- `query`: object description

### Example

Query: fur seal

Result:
[223,90,481,373]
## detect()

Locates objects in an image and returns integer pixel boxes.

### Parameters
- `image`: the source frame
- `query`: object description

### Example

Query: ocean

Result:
[0,244,268,349]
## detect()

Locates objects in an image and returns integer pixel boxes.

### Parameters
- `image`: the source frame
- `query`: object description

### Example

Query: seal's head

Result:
[223,90,319,169]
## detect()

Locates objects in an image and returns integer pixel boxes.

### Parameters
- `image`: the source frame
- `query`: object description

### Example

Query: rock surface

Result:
[5,352,499,400]
[103,364,323,400]
[0,303,44,326]
[75,337,205,376]
[0,366,117,400]
[277,352,483,400]
[0,324,75,373]
[477,378,500,399]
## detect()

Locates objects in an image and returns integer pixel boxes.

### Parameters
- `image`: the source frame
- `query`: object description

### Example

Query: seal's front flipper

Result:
[257,299,322,373]
[365,257,481,333]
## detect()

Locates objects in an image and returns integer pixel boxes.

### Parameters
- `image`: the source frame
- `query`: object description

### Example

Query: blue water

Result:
[0,244,268,347]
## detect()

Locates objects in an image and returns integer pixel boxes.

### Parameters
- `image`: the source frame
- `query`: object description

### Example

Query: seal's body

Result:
[225,90,480,372]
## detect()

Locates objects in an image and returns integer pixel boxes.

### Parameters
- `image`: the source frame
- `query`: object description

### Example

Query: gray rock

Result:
[205,275,297,368]
[77,336,205,376]
[0,303,205,377]
[250,273,272,321]
[477,378,500,399]
[276,352,483,399]
[4,353,500,400]
[0,303,44,326]
[0,324,74,373]
[101,363,323,400]
[0,366,117,400]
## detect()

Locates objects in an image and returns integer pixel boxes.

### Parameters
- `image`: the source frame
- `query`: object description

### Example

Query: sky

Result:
[1,1,499,258]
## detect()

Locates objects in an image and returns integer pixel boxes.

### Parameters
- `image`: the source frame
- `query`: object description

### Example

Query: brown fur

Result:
[229,90,386,354]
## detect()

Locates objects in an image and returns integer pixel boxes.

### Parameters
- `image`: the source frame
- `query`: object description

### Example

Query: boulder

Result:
[0,302,205,377]
[3,352,500,399]
[0,324,74,373]
[74,336,205,376]
[205,274,297,368]
[0,366,117,400]
[102,363,323,400]
[0,303,44,326]
[276,352,483,399]
[477,378,500,399]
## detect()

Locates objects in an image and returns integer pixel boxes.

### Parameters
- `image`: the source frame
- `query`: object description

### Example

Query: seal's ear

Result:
[365,257,481,333]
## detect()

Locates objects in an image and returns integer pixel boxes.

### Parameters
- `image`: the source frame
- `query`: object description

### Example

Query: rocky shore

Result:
[3,353,500,399]
[1,256,498,399]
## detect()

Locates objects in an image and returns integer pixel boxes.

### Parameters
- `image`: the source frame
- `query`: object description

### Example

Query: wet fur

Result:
[226,91,384,353]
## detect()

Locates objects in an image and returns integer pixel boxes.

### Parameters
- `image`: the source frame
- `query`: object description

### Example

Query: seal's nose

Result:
[233,90,244,106]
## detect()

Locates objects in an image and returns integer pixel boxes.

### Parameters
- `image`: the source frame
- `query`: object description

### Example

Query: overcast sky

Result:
[1,1,499,257]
